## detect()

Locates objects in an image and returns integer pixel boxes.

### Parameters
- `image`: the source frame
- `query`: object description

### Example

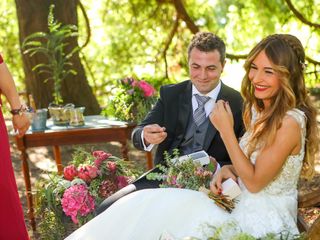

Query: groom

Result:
[132,32,244,166]
[97,32,244,214]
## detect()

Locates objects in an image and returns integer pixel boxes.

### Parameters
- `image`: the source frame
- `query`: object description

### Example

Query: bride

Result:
[65,34,319,240]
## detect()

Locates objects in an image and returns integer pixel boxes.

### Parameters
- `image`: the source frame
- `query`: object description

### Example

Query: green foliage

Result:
[0,0,24,89]
[36,210,68,240]
[71,147,95,166]
[204,221,306,240]
[147,150,215,190]
[35,173,70,239]
[22,5,78,104]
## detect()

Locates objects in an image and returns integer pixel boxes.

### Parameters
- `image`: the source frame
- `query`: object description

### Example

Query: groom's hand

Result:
[143,124,167,145]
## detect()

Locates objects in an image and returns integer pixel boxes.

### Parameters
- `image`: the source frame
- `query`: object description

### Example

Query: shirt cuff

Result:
[141,130,154,151]
[213,162,221,176]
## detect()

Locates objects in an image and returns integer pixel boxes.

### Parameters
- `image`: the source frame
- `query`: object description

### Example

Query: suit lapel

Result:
[174,81,192,147]
[203,82,227,151]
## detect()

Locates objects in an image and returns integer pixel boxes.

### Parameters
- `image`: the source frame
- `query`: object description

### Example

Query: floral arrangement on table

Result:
[35,148,142,239]
[146,150,237,213]
[102,76,157,122]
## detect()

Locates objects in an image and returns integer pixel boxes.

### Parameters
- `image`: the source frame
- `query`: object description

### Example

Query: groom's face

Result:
[188,48,225,95]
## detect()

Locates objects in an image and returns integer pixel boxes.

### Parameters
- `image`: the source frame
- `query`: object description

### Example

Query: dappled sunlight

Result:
[27,147,56,172]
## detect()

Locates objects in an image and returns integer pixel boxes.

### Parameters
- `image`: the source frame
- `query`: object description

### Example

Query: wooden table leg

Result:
[20,149,36,231]
[53,145,63,174]
[146,152,153,170]
[120,140,129,160]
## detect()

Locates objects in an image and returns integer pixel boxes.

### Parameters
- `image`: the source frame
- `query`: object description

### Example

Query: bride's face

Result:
[248,50,281,108]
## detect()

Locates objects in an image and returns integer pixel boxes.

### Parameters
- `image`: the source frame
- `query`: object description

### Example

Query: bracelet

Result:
[10,105,27,115]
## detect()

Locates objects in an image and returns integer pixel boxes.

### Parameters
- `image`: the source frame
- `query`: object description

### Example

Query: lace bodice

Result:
[238,108,306,196]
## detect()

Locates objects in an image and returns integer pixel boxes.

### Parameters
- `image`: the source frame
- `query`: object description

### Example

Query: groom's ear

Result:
[221,60,226,72]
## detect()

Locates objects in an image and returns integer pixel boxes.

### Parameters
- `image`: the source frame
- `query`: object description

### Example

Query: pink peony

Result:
[107,161,117,173]
[138,80,155,97]
[61,184,95,224]
[78,165,99,182]
[93,150,112,168]
[116,176,129,189]
[63,165,78,181]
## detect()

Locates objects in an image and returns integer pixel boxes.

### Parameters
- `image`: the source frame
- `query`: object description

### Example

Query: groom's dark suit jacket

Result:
[132,80,244,166]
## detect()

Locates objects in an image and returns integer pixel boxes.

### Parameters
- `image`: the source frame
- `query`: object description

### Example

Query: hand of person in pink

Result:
[12,113,30,137]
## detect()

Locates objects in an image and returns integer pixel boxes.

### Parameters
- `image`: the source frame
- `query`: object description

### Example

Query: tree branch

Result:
[284,0,320,28]
[306,56,320,65]
[161,14,180,78]
[226,53,247,61]
[77,0,91,49]
[172,0,199,34]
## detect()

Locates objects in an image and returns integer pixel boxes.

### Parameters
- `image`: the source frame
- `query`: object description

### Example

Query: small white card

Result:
[171,150,210,166]
[222,178,241,200]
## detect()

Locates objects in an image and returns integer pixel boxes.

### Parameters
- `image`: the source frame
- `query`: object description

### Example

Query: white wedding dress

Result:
[65,109,306,240]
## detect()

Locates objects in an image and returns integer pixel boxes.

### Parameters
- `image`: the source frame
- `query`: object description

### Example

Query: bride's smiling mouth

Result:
[254,84,269,92]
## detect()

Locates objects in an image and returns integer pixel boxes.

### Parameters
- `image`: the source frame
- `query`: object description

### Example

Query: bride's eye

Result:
[250,64,257,70]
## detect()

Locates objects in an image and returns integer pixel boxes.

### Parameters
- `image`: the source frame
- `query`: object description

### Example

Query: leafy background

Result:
[1,0,320,109]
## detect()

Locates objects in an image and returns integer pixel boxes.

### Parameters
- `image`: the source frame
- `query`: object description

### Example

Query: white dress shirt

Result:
[192,81,221,117]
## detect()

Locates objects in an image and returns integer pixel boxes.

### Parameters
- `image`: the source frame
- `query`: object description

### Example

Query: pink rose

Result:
[116,176,129,189]
[138,80,155,97]
[107,161,117,173]
[87,165,99,178]
[78,165,99,182]
[63,165,78,181]
[93,150,112,168]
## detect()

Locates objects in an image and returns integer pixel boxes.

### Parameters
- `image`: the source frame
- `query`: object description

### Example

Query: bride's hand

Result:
[210,165,237,194]
[209,100,234,135]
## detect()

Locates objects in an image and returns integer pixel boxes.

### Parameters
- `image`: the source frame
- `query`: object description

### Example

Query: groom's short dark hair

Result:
[188,32,226,64]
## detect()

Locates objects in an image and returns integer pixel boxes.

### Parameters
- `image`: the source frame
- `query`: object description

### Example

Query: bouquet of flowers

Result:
[35,148,142,239]
[103,76,157,122]
[147,150,237,213]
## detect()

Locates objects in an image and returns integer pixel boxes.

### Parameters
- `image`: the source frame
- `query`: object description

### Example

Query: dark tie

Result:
[194,94,210,126]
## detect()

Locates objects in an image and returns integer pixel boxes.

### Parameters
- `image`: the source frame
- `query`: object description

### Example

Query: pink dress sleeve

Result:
[0,54,2,95]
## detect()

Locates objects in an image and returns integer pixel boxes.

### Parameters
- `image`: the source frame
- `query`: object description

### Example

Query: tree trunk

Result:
[14,0,100,114]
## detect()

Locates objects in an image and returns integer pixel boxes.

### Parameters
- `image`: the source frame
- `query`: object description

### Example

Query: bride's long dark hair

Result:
[241,34,319,179]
